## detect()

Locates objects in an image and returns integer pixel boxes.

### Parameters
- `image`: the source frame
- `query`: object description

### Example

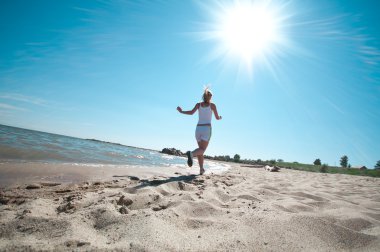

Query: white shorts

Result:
[195,126,212,142]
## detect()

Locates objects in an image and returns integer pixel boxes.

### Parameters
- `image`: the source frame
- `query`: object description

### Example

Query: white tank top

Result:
[198,103,212,124]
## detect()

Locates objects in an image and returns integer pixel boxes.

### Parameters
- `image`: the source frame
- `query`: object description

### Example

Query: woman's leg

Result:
[193,140,209,174]
[196,141,204,171]
[198,155,205,175]
[192,140,209,157]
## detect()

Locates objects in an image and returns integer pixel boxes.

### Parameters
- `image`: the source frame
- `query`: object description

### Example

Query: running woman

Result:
[177,88,222,175]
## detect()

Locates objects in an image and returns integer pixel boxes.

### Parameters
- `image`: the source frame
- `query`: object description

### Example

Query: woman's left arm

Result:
[211,103,222,120]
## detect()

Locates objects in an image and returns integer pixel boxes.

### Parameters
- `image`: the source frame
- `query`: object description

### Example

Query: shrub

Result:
[314,158,321,165]
[375,160,380,170]
[320,164,328,173]
[269,159,276,165]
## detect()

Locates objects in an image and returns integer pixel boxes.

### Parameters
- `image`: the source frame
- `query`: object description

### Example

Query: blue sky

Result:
[1,0,379,168]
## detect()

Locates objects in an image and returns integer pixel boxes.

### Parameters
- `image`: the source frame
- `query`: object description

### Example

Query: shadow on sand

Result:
[136,174,199,189]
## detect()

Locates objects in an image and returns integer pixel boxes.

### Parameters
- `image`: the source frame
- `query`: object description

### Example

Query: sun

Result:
[221,3,278,62]
[195,0,290,74]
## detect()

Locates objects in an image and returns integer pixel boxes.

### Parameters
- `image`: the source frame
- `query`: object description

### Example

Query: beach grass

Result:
[277,161,380,177]
[205,154,380,178]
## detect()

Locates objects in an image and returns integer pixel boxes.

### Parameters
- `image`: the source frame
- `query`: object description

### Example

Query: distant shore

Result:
[162,147,380,178]
[86,138,158,153]
[1,161,379,251]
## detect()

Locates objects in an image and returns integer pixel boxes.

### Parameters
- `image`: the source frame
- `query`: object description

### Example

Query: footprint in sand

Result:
[214,189,233,203]
[175,201,223,218]
[184,218,214,229]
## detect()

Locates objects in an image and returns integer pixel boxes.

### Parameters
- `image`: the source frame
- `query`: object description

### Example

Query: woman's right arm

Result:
[177,103,199,115]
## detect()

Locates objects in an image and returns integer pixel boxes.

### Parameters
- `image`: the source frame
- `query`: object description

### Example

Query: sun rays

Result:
[194,0,292,76]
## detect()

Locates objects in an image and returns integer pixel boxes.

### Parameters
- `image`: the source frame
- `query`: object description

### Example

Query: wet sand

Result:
[0,162,379,251]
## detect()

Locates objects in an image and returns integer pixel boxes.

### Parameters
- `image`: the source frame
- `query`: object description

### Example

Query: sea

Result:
[0,124,229,172]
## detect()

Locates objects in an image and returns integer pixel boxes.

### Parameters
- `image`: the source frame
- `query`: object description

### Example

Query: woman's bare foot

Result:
[200,168,205,175]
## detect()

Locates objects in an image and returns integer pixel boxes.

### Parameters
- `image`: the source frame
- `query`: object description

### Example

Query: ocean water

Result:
[0,125,229,172]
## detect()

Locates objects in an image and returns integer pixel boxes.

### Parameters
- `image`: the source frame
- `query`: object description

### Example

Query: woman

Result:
[177,88,222,175]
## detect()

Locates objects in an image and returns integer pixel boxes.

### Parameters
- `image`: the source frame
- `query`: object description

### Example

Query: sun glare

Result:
[221,4,278,62]
[196,0,290,75]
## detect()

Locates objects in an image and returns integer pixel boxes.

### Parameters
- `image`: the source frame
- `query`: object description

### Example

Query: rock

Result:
[129,176,140,181]
[178,181,185,190]
[117,195,133,206]
[264,165,280,172]
[152,204,168,211]
[119,206,129,214]
[26,184,41,189]
[159,204,168,210]
[152,206,162,211]
[161,148,184,156]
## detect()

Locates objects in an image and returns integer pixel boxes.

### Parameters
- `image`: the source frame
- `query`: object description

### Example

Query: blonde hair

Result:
[202,87,213,104]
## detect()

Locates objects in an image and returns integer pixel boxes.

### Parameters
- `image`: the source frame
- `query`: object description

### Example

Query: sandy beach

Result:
[1,162,379,251]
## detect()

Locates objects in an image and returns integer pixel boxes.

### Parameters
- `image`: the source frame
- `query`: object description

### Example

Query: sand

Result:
[0,162,379,251]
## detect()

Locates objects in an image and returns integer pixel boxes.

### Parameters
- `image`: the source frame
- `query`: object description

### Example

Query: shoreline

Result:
[1,162,379,251]
[0,162,202,188]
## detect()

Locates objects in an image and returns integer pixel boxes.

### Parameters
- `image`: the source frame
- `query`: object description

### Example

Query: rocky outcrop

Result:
[161,148,184,156]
